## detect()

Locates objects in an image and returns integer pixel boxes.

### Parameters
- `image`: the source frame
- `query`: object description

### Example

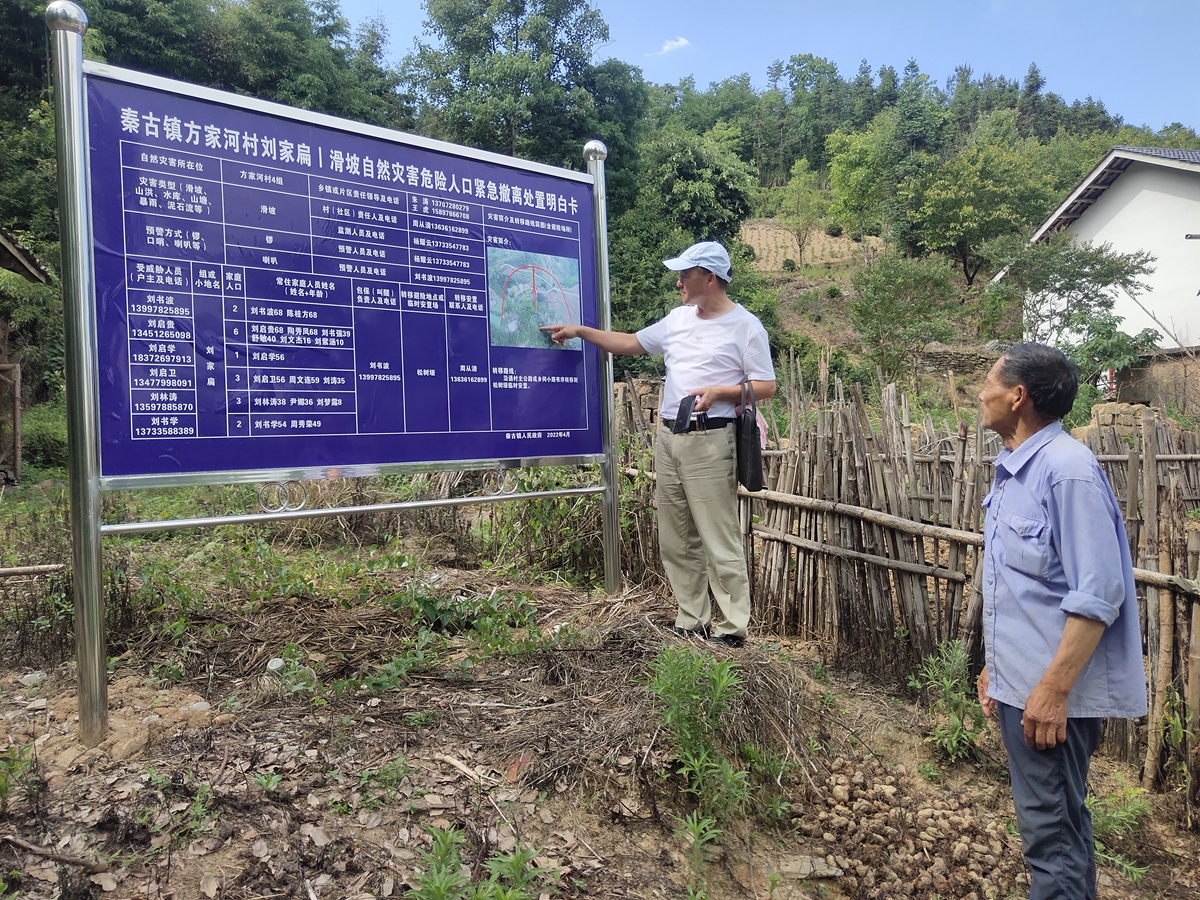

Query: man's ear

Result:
[1009,383,1030,413]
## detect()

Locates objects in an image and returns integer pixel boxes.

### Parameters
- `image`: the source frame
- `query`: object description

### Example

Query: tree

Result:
[982,230,1157,349]
[579,58,649,214]
[778,159,828,266]
[848,59,878,128]
[85,0,221,88]
[905,141,1050,284]
[403,0,646,203]
[637,128,756,246]
[849,254,957,382]
[0,99,63,400]
[607,129,761,355]
[894,59,949,155]
[86,0,410,127]
[1,0,56,120]
[826,111,896,256]
[779,53,851,168]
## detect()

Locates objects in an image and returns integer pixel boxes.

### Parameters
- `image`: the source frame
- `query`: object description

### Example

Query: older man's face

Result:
[978,357,1020,436]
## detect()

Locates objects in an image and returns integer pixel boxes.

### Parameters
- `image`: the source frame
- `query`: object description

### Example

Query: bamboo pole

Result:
[0,564,68,577]
[746,486,984,545]
[753,525,968,581]
[1143,408,1168,789]
[1187,529,1200,808]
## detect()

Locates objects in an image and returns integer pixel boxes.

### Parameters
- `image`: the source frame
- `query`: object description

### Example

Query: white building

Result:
[1032,146,1200,349]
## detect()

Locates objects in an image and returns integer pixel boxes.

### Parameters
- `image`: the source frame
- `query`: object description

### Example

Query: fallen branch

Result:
[0,834,109,874]
[433,752,498,785]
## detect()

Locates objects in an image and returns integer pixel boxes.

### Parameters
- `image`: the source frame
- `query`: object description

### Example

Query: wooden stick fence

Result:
[616,362,1200,796]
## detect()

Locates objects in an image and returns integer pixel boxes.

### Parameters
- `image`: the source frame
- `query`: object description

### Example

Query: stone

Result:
[778,856,843,879]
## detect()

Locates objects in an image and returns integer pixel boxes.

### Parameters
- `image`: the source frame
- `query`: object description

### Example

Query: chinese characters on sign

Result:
[88,73,601,478]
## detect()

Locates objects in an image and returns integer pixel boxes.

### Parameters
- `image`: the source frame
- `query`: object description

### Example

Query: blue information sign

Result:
[85,69,604,481]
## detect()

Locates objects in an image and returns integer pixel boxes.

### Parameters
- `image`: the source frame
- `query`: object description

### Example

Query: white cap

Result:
[663,241,732,283]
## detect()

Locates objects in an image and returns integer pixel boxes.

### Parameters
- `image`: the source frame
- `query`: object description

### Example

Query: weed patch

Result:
[908,641,987,761]
[645,646,749,821]
[407,827,561,900]
[1089,775,1151,883]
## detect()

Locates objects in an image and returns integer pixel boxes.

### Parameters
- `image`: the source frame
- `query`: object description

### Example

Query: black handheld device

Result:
[672,395,696,433]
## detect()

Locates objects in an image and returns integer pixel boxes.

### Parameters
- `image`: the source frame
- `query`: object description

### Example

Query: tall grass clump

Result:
[908,640,988,761]
[480,465,602,584]
[645,645,749,821]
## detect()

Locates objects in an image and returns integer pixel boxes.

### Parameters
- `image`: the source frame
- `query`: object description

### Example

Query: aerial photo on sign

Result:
[486,249,583,351]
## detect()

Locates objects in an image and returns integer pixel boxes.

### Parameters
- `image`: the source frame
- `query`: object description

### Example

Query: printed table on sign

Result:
[87,71,603,479]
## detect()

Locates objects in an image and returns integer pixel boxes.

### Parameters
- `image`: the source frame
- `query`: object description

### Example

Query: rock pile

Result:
[793,756,1027,899]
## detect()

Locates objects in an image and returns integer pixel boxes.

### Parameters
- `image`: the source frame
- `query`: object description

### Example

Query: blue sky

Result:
[338,1,1199,132]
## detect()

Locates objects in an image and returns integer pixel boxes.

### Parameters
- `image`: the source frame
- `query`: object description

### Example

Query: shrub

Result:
[908,640,988,761]
[1088,776,1150,883]
[645,646,749,820]
[20,395,68,469]
[824,284,841,299]
[824,222,843,237]
[781,258,796,272]
[849,253,956,382]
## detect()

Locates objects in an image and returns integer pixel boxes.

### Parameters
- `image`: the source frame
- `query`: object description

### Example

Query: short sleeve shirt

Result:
[636,304,774,419]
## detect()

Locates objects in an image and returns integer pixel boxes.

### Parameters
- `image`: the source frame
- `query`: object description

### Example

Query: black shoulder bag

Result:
[736,380,764,492]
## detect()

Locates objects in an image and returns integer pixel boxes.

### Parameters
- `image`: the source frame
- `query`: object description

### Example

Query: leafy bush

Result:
[849,253,957,382]
[20,395,68,469]
[481,466,604,584]
[782,258,796,272]
[908,641,987,761]
[750,185,784,218]
[1088,776,1150,883]
[645,646,749,820]
[393,585,534,635]
[824,283,841,299]
[1062,382,1100,431]
[824,222,843,237]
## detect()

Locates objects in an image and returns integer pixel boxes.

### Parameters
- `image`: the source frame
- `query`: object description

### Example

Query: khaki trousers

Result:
[655,422,750,638]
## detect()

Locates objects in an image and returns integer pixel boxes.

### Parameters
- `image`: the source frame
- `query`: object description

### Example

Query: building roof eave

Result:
[0,225,51,285]
[1030,146,1200,244]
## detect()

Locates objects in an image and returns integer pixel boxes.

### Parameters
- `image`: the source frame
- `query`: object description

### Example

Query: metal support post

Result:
[47,1,107,745]
[584,140,621,594]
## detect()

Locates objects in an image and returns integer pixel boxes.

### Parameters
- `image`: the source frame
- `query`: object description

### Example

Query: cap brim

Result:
[662,256,691,270]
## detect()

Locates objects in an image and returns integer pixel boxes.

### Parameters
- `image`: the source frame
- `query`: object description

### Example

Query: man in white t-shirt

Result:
[542,241,776,646]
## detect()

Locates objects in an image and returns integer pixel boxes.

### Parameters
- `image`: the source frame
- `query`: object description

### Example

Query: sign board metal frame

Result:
[83,61,608,490]
[47,1,620,746]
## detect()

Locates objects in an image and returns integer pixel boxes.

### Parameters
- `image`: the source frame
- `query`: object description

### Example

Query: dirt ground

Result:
[3,563,1200,900]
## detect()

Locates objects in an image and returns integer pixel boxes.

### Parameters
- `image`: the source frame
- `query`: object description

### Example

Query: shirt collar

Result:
[994,420,1063,478]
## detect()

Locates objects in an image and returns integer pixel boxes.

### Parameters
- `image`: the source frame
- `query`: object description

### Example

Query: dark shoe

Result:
[708,633,745,648]
[670,624,710,639]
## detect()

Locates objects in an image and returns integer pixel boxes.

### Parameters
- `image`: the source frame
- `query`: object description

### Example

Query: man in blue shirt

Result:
[974,343,1146,900]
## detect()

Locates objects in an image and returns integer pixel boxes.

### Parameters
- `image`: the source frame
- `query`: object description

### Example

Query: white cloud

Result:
[649,37,690,56]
